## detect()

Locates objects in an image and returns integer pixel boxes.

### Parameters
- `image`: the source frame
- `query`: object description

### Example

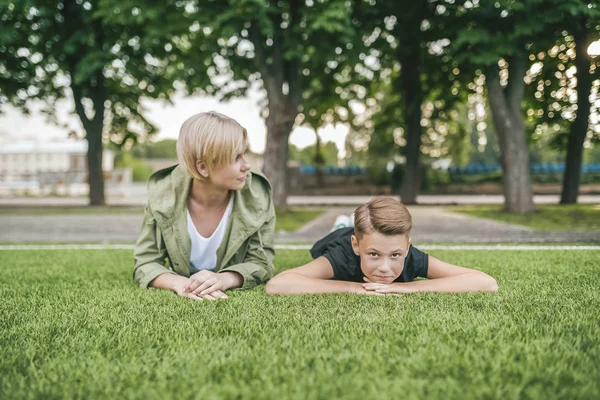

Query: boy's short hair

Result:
[353,197,412,240]
[176,111,248,180]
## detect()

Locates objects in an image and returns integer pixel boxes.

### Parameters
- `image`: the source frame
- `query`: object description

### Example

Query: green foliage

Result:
[275,208,323,232]
[115,153,153,182]
[1,249,599,399]
[132,139,178,159]
[0,1,180,145]
[289,141,339,166]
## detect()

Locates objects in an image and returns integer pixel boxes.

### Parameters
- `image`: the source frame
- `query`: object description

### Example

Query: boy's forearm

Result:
[398,273,498,293]
[266,273,363,295]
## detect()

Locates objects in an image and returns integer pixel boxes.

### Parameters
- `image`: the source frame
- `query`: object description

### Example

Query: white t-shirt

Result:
[187,194,234,274]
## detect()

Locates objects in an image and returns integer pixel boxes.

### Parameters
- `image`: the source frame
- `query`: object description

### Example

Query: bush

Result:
[115,153,153,182]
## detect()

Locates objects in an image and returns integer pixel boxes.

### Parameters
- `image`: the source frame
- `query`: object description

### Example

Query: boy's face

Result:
[351,232,410,284]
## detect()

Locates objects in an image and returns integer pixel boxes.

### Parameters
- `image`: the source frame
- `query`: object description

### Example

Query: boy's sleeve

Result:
[408,246,429,278]
[321,240,356,281]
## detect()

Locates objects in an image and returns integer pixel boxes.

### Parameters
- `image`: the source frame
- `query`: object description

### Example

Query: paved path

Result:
[1,205,598,244]
[1,194,599,207]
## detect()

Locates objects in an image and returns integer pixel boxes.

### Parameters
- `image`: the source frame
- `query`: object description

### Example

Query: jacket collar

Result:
[147,165,271,271]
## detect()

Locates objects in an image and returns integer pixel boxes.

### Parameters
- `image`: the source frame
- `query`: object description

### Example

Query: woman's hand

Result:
[176,285,228,301]
[182,270,242,299]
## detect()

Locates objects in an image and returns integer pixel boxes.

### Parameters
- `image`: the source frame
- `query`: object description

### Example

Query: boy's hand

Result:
[362,277,413,294]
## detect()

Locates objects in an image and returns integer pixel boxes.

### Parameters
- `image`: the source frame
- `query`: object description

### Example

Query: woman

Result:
[133,111,275,301]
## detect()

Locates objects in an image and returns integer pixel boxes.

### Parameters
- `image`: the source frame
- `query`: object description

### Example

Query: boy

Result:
[266,197,497,295]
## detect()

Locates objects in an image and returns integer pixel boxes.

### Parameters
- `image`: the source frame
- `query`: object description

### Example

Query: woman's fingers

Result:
[187,279,204,293]
[185,292,204,301]
[193,278,218,295]
[212,290,228,299]
[201,293,217,301]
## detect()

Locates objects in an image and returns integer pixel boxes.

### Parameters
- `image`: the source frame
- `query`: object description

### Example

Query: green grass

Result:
[275,208,323,232]
[450,204,600,231]
[1,249,599,399]
[0,206,322,232]
[0,206,144,216]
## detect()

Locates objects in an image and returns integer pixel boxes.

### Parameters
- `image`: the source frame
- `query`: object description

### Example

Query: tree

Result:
[452,0,570,213]
[342,0,472,203]
[0,1,179,205]
[166,0,355,207]
[558,1,600,203]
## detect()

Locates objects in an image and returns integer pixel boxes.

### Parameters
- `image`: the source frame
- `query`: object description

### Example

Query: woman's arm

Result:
[133,205,176,289]
[218,198,276,289]
[363,255,498,294]
[265,257,370,295]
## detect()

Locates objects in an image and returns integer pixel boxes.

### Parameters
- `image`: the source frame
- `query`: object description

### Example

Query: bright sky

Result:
[0,87,349,158]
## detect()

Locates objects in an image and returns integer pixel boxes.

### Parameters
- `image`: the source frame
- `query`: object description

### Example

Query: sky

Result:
[0,86,349,158]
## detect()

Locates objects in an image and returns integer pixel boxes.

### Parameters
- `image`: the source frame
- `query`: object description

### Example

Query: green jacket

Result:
[133,164,276,290]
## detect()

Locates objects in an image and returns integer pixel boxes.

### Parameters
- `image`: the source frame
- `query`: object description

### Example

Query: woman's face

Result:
[206,146,251,191]
[351,232,410,283]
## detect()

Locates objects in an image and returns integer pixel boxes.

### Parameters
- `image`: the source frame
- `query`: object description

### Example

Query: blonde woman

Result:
[134,111,275,300]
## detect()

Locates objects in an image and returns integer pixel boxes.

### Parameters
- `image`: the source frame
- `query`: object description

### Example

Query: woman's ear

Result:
[350,235,360,256]
[195,160,209,179]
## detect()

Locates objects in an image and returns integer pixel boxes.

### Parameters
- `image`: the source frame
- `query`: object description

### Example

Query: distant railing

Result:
[298,165,366,175]
[447,163,600,175]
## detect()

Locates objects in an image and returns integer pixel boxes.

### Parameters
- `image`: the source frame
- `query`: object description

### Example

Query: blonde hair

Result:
[353,197,412,240]
[176,111,248,180]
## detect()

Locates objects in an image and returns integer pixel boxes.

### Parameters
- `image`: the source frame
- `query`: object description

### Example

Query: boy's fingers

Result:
[363,277,372,283]
[375,288,397,294]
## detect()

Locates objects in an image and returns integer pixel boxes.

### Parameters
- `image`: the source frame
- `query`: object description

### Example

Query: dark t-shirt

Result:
[309,227,429,282]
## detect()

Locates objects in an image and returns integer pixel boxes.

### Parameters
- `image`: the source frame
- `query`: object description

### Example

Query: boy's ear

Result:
[350,235,360,256]
[195,160,209,179]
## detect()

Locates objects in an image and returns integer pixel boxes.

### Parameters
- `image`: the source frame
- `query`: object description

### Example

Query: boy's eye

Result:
[368,252,378,258]
[391,253,400,259]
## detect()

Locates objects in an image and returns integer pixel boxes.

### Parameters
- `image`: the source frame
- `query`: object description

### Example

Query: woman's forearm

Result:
[265,273,363,295]
[150,273,188,293]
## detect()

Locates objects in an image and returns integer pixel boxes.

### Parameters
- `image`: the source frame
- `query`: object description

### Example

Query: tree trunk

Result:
[86,118,105,206]
[485,59,535,213]
[561,29,592,204]
[71,83,106,206]
[397,51,423,205]
[263,98,296,207]
[315,134,325,188]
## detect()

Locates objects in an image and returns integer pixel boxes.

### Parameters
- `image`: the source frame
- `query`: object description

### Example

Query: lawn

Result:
[449,204,600,231]
[0,206,323,232]
[1,248,599,399]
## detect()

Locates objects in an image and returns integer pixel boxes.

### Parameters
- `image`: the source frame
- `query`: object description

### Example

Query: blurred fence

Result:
[447,163,600,175]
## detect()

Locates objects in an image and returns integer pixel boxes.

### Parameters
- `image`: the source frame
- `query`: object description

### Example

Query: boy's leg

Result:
[331,214,354,231]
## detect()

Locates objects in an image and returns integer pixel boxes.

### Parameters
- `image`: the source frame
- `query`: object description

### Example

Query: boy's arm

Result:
[265,256,370,295]
[363,256,498,294]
